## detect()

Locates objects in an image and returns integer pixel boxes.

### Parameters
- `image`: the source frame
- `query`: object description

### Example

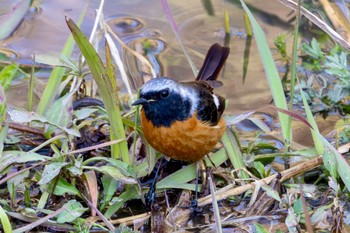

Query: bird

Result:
[132,43,230,162]
[132,43,230,208]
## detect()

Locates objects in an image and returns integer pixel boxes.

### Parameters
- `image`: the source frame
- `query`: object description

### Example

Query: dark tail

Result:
[196,43,230,81]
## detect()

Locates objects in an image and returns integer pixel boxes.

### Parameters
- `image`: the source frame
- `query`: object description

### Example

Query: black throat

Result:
[142,92,192,128]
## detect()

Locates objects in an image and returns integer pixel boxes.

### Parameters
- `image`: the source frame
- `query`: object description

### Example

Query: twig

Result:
[13,205,67,233]
[198,156,323,206]
[7,122,44,135]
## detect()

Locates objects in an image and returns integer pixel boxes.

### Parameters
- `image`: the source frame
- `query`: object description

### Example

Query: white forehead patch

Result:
[140,78,178,94]
[140,77,199,115]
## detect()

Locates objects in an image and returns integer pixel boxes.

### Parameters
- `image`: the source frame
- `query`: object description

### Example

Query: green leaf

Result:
[101,175,118,206]
[74,108,99,120]
[0,86,7,132]
[176,152,223,187]
[157,148,227,190]
[84,165,137,184]
[253,161,266,178]
[221,130,248,179]
[56,200,87,223]
[323,147,337,179]
[318,135,350,191]
[297,84,324,155]
[292,198,305,214]
[7,106,80,137]
[7,170,29,200]
[0,151,48,172]
[8,106,49,123]
[83,157,136,177]
[104,186,139,219]
[53,177,82,197]
[310,206,328,225]
[274,34,287,58]
[303,38,324,59]
[38,162,68,185]
[328,177,340,194]
[261,185,281,202]
[36,54,80,73]
[0,63,18,90]
[44,93,74,137]
[133,146,159,178]
[0,205,12,233]
[284,183,317,194]
[0,123,8,153]
[66,165,83,176]
[253,223,269,233]
[248,116,272,133]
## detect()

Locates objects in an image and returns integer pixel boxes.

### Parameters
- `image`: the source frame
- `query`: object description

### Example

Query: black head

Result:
[132,77,198,127]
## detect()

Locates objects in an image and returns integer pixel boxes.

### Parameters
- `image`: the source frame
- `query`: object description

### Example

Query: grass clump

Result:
[0,0,349,232]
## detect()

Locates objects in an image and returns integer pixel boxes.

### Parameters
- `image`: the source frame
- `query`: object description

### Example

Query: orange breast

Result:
[140,110,226,162]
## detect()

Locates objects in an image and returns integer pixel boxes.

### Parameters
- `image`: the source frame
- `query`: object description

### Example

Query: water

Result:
[1,1,347,231]
[3,1,340,160]
[0,0,295,115]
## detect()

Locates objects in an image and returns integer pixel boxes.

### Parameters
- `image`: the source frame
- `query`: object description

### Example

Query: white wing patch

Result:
[212,94,220,109]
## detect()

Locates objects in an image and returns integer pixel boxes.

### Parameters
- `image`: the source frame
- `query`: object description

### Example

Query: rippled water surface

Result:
[0,0,295,115]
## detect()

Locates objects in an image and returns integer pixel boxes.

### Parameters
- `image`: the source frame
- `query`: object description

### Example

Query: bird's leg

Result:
[191,161,202,212]
[146,156,164,209]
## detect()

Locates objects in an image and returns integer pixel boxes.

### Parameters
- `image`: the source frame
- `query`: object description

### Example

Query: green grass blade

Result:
[209,176,222,233]
[243,12,252,36]
[240,1,291,145]
[254,223,269,233]
[287,0,301,143]
[104,32,134,102]
[157,148,227,189]
[224,9,231,34]
[66,18,129,163]
[297,82,335,178]
[0,205,12,233]
[105,40,123,111]
[157,162,196,190]
[297,82,324,155]
[318,133,350,191]
[104,186,139,218]
[221,129,248,179]
[27,56,35,111]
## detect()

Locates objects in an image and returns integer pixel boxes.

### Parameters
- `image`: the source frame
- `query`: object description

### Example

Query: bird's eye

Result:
[160,88,169,98]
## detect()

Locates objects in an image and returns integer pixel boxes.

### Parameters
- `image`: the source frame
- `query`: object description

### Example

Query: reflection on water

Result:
[109,16,144,35]
[0,47,20,61]
[124,37,166,87]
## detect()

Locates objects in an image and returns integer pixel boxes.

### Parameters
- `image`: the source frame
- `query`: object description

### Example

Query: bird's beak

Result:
[132,98,148,106]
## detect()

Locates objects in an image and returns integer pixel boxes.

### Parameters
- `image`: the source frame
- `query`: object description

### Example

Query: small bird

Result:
[133,44,230,210]
[132,43,230,162]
